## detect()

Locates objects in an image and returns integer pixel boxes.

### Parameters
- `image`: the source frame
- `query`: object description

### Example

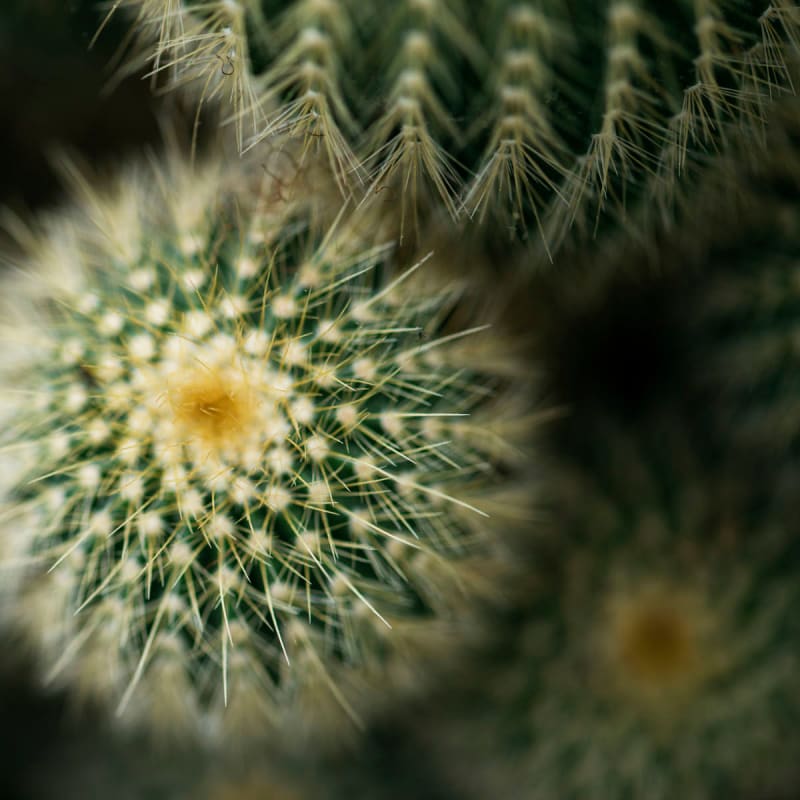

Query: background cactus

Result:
[107,0,800,247]
[415,421,800,799]
[523,92,800,468]
[0,137,531,744]
[0,656,320,800]
[685,122,800,459]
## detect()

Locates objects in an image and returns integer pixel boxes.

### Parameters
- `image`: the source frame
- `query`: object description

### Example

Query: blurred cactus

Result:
[0,139,531,744]
[421,423,800,799]
[511,91,800,461]
[106,0,800,246]
[685,122,800,456]
[203,773,305,800]
[539,94,800,461]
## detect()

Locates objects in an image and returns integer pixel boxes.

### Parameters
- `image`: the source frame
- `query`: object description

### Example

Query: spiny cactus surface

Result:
[0,145,529,742]
[425,424,800,800]
[108,0,800,246]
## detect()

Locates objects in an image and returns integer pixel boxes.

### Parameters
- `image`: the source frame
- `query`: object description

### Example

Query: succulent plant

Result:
[5,5,800,799]
[547,95,800,462]
[685,134,800,457]
[202,773,305,800]
[0,140,530,744]
[421,422,800,799]
[106,0,800,247]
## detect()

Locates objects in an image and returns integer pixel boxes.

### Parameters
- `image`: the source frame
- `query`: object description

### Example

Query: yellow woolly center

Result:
[617,603,694,684]
[169,369,256,451]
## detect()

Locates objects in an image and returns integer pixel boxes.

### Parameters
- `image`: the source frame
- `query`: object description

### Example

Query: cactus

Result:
[421,422,800,799]
[105,0,800,246]
[203,774,305,800]
[545,95,800,461]
[0,140,530,744]
[685,135,800,457]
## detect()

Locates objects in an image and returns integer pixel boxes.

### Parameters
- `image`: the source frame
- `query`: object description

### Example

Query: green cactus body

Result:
[689,197,800,453]
[426,426,800,799]
[109,0,799,246]
[695,255,800,460]
[0,145,529,743]
[602,100,800,460]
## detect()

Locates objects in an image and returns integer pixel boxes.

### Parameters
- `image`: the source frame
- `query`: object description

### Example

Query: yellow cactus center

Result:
[170,369,256,451]
[617,602,694,684]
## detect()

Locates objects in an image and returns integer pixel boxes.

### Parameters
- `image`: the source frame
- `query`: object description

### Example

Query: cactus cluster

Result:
[3,2,800,798]
[109,0,800,245]
[0,142,529,742]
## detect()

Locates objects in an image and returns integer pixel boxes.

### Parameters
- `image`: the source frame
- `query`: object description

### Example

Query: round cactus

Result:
[0,142,530,743]
[683,138,800,456]
[107,0,800,246]
[196,755,316,800]
[582,97,800,461]
[423,423,800,799]
[203,773,305,800]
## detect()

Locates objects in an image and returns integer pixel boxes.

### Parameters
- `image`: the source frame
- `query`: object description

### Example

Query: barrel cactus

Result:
[107,0,800,246]
[688,179,800,455]
[0,141,530,743]
[424,423,800,799]
[202,768,308,800]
